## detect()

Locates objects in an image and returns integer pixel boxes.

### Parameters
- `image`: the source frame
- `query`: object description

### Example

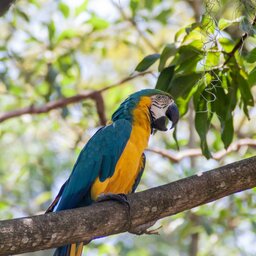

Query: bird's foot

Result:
[96,194,161,236]
[96,193,130,209]
[128,221,161,235]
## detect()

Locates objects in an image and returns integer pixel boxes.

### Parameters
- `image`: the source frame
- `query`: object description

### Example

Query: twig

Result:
[90,92,107,126]
[222,15,256,67]
[147,138,256,162]
[0,71,152,124]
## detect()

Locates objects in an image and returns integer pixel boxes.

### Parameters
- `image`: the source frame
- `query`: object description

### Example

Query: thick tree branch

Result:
[0,71,151,124]
[1,156,256,255]
[147,138,256,162]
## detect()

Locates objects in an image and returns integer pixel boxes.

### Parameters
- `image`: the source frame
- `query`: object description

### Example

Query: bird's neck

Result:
[111,96,152,148]
[130,97,152,149]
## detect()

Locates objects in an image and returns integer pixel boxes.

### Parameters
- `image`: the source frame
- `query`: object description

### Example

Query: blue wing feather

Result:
[132,153,146,193]
[54,119,132,211]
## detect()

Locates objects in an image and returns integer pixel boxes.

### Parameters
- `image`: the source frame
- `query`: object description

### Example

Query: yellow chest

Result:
[90,97,151,200]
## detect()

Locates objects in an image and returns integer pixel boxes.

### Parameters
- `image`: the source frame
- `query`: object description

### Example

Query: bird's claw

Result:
[96,193,131,229]
[96,193,130,209]
[128,221,160,236]
[96,194,161,236]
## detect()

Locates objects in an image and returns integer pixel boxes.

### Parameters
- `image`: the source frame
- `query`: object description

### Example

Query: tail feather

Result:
[53,245,70,256]
[53,243,83,256]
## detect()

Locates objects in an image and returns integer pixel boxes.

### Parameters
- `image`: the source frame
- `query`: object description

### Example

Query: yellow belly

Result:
[90,140,141,200]
[90,96,151,200]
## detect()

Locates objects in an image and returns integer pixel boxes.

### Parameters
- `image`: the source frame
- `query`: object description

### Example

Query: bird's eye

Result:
[155,95,169,105]
[155,95,164,101]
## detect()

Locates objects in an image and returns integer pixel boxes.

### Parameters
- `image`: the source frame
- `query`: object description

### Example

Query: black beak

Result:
[166,103,179,129]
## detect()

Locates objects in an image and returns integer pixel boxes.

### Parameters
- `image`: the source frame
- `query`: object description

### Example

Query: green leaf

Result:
[218,16,244,30]
[88,16,109,30]
[145,0,154,10]
[221,117,234,149]
[183,28,204,45]
[130,0,139,17]
[248,67,256,86]
[174,27,186,42]
[59,2,70,18]
[194,90,213,158]
[212,80,236,149]
[168,73,201,99]
[47,20,56,45]
[57,29,79,43]
[201,14,216,34]
[218,37,234,52]
[173,45,203,75]
[135,53,160,72]
[246,48,256,63]
[173,45,202,66]
[75,0,88,16]
[204,51,220,68]
[158,43,177,72]
[168,73,202,116]
[234,70,254,117]
[237,71,253,106]
[155,66,175,91]
[155,9,172,24]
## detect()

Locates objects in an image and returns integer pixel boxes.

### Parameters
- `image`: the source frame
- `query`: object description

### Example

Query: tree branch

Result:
[222,14,256,67]
[1,156,256,255]
[147,138,256,162]
[0,0,15,16]
[0,71,151,124]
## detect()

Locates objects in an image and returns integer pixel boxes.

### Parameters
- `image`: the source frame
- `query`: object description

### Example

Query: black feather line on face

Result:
[148,108,156,134]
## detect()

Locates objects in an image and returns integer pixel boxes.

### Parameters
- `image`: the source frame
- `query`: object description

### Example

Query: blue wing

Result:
[131,153,146,193]
[52,119,132,211]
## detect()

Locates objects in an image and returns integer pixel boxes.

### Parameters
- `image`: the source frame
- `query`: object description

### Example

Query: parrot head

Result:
[112,89,179,133]
[149,92,179,132]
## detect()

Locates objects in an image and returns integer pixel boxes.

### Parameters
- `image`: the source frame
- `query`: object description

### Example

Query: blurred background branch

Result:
[148,138,256,162]
[0,71,151,125]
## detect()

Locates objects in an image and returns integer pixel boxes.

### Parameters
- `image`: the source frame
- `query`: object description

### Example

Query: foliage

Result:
[136,14,256,157]
[0,0,256,256]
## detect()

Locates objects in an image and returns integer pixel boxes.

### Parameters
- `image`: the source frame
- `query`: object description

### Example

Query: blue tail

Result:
[53,245,71,256]
[53,243,83,256]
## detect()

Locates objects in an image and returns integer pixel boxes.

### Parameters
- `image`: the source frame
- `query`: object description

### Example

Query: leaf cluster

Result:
[136,15,256,157]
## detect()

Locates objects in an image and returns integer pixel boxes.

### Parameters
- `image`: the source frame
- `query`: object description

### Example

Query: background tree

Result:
[0,0,255,255]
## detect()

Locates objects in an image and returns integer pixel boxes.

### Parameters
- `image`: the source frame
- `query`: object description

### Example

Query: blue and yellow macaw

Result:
[46,89,179,256]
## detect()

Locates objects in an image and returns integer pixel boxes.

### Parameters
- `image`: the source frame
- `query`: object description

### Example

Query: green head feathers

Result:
[111,89,173,122]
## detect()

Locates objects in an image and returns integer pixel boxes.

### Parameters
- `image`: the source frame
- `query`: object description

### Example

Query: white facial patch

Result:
[150,95,173,120]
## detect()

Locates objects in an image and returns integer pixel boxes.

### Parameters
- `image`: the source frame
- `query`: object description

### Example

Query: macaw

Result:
[46,89,179,256]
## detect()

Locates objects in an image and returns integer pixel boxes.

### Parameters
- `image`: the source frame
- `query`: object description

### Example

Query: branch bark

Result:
[1,156,256,255]
[0,71,151,124]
